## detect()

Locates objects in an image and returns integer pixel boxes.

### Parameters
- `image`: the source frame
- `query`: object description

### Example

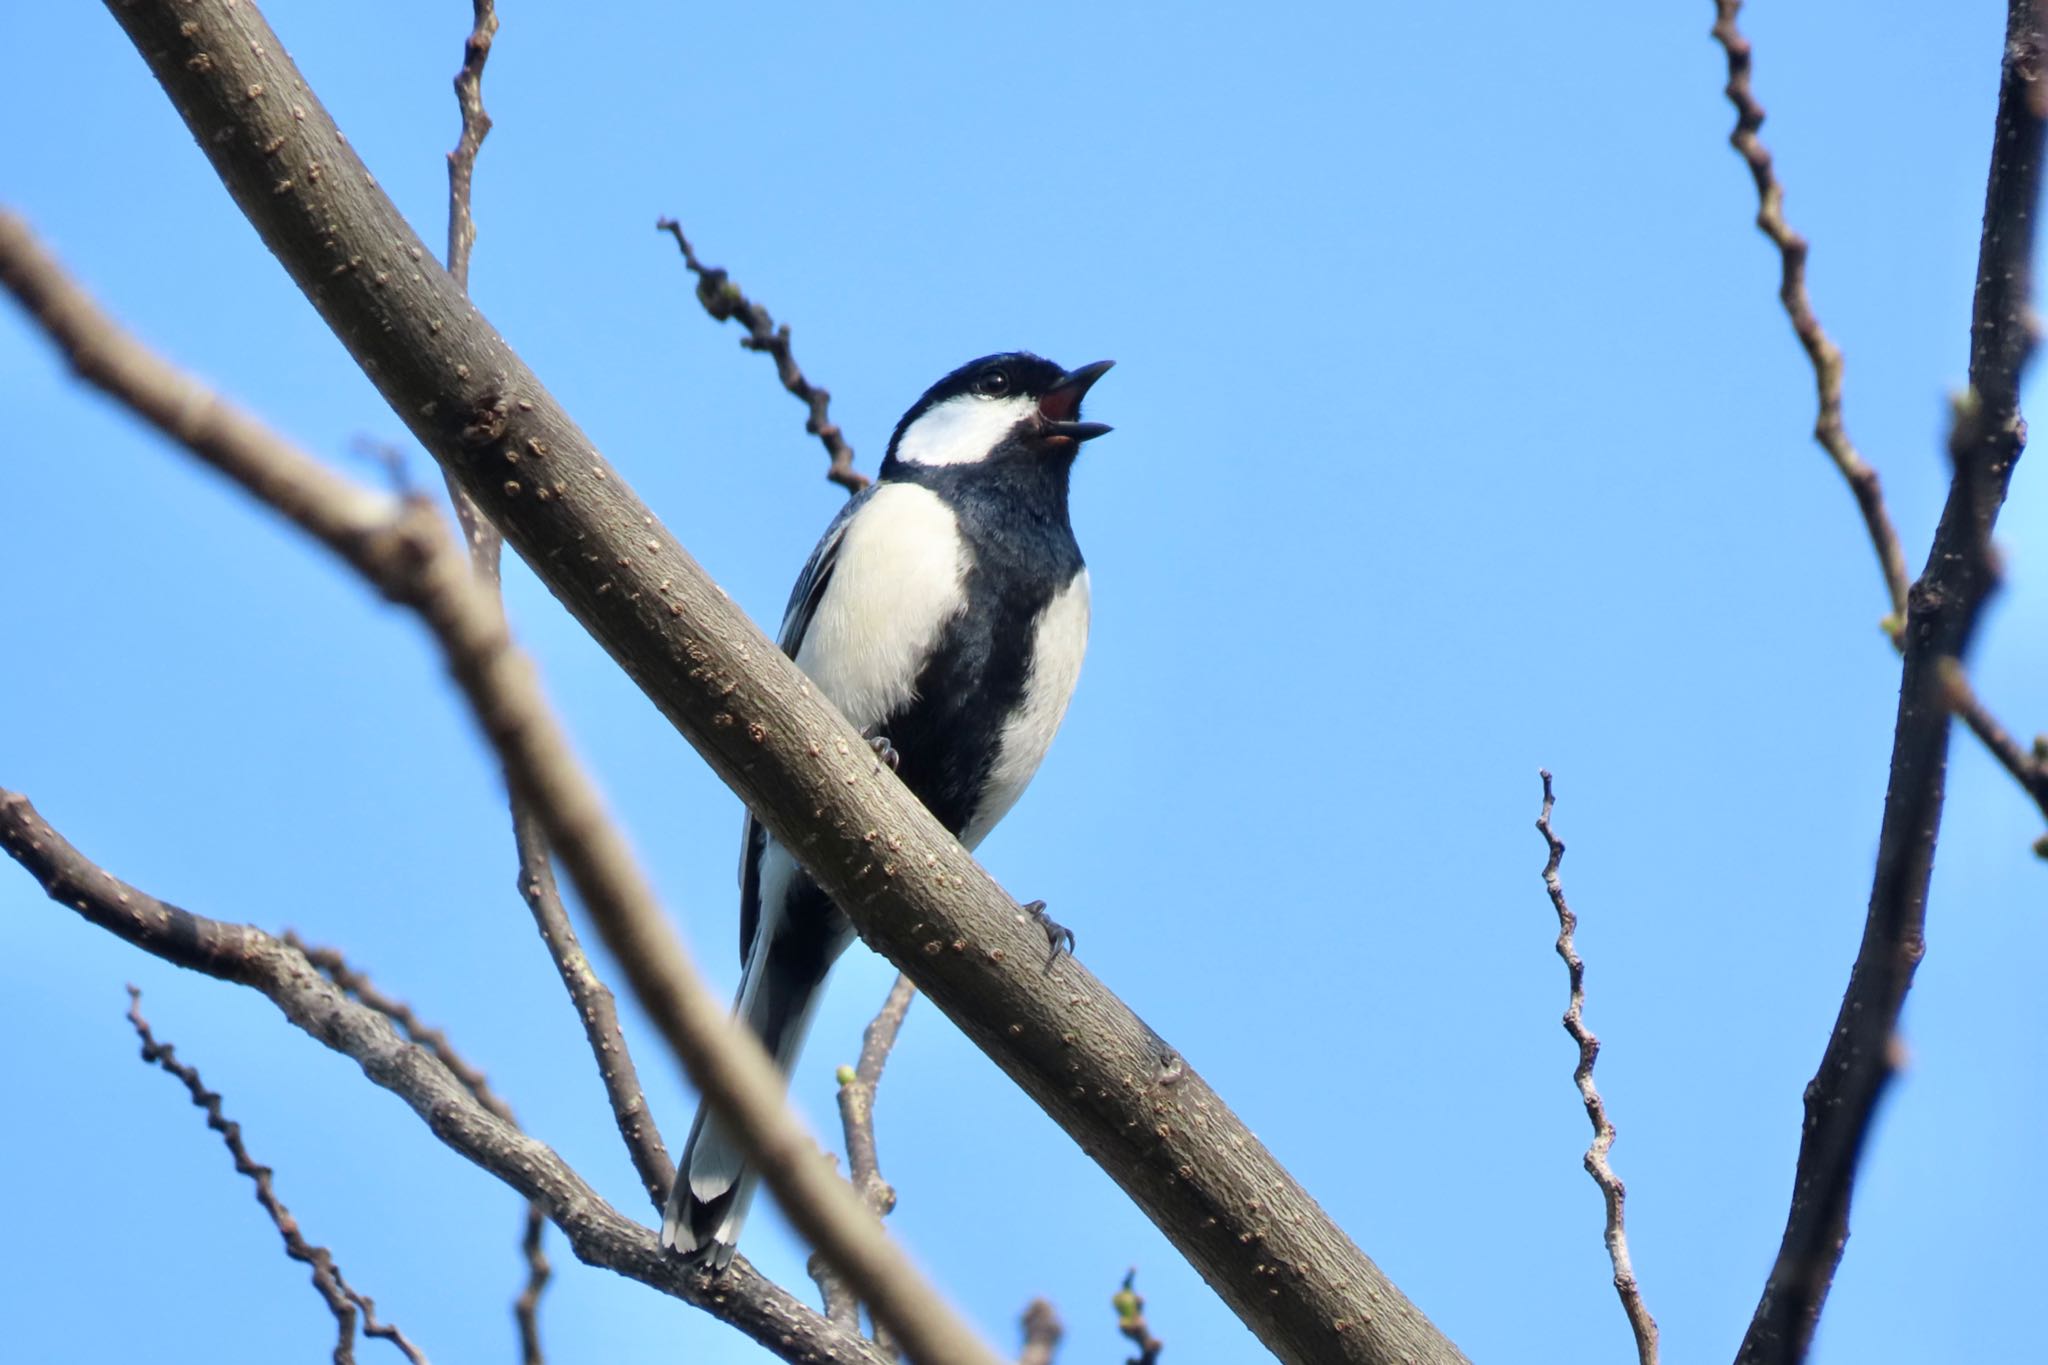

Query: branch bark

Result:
[88,4,1465,1361]
[2,793,886,1365]
[1736,5,2048,1360]
[0,208,996,1365]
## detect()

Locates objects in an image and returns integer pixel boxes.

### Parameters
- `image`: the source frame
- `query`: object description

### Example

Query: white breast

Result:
[962,568,1091,849]
[793,483,969,733]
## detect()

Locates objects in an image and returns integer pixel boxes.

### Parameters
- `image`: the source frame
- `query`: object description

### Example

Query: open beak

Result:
[1039,359,1115,443]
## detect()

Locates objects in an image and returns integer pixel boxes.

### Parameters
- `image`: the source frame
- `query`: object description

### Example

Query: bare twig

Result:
[440,0,502,576]
[287,935,519,1124]
[656,218,868,496]
[125,986,427,1365]
[515,1202,551,1365]
[1017,1299,1062,1365]
[508,800,674,1207]
[4,797,885,1365]
[1112,1271,1163,1365]
[0,207,997,1365]
[285,931,561,1362]
[1711,0,1912,637]
[1940,659,2048,846]
[840,973,917,1221]
[1736,7,2048,1362]
[1534,773,1659,1365]
[827,974,919,1352]
[1714,0,2048,846]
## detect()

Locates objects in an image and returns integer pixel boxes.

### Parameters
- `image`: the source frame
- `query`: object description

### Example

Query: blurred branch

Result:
[0,208,992,1365]
[1017,1299,1062,1365]
[1713,0,2048,846]
[84,4,1474,1357]
[1737,6,2048,1361]
[1711,0,1911,637]
[516,1201,551,1365]
[1534,773,1659,1365]
[1935,661,2048,854]
[440,0,502,575]
[1,795,885,1365]
[124,986,428,1365]
[1112,1271,1163,1365]
[656,218,868,496]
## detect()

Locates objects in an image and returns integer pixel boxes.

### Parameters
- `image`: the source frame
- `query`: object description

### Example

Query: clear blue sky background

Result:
[4,3,2043,1362]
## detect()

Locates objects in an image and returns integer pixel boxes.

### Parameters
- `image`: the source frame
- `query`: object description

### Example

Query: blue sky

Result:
[4,3,2043,1363]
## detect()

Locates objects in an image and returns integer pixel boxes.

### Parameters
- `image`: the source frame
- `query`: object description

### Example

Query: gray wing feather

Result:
[738,487,875,959]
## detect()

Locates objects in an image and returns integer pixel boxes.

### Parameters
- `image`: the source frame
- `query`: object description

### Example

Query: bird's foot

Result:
[1019,899,1075,971]
[860,725,900,773]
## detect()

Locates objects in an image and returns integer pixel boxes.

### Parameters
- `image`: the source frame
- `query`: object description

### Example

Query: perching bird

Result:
[661,352,1113,1266]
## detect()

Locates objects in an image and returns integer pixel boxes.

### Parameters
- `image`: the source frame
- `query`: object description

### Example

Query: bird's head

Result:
[881,353,1113,477]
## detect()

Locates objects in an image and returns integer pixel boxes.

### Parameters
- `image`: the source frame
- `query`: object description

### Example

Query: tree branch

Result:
[1711,0,1912,638]
[283,932,560,1362]
[1534,774,1659,1365]
[82,7,1463,1359]
[2,794,887,1365]
[656,218,868,495]
[0,208,997,1365]
[1714,0,2048,844]
[1017,1299,1062,1365]
[126,986,428,1365]
[439,0,502,575]
[1736,6,2048,1360]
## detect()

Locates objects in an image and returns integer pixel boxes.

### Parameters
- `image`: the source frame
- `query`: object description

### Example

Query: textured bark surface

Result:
[98,2,1468,1361]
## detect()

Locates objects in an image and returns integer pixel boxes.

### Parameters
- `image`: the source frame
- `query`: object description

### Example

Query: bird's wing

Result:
[739,488,874,959]
[776,487,872,657]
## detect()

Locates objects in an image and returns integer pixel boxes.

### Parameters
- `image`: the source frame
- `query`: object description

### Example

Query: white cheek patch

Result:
[893,394,1037,467]
[962,569,1091,849]
[794,483,970,733]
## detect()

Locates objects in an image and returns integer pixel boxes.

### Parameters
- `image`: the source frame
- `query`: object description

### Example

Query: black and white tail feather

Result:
[661,353,1110,1266]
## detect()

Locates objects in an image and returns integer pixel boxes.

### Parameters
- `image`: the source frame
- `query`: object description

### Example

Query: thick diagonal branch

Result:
[1736,6,2048,1361]
[0,209,996,1365]
[86,5,1466,1361]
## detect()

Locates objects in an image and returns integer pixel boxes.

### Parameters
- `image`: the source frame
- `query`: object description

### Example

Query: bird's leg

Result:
[1019,899,1075,970]
[860,724,900,773]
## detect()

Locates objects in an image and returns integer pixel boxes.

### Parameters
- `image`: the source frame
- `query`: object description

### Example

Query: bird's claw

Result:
[861,726,900,773]
[1020,899,1075,971]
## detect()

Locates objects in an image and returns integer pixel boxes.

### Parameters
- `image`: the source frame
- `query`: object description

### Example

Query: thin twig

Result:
[1937,661,2048,854]
[1112,1271,1164,1365]
[125,986,427,1365]
[515,1203,551,1365]
[285,931,564,1362]
[4,798,885,1365]
[656,218,868,496]
[1736,7,2048,1361]
[811,975,918,1339]
[0,208,999,1365]
[286,934,519,1124]
[508,800,675,1207]
[1711,0,1912,638]
[1713,0,2048,847]
[1017,1299,1062,1365]
[440,0,502,576]
[1534,773,1659,1365]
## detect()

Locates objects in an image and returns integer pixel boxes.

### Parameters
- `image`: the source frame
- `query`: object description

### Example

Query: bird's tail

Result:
[661,930,835,1266]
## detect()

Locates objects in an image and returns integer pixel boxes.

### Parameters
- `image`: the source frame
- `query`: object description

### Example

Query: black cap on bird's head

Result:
[882,352,1113,476]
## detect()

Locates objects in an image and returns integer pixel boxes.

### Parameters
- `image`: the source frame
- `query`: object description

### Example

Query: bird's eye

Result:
[976,369,1011,397]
